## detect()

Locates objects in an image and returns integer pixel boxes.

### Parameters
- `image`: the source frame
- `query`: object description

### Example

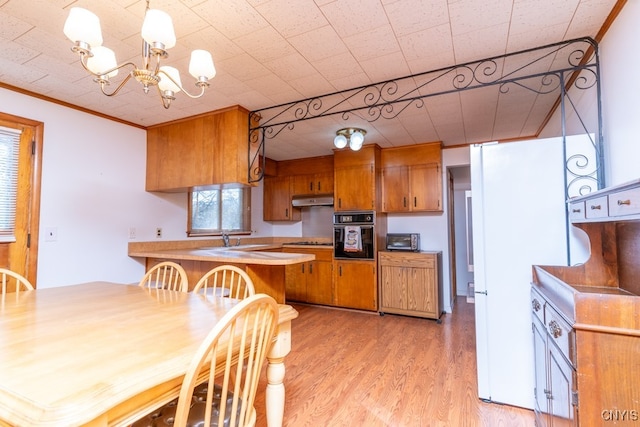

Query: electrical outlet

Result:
[128,227,136,239]
[156,227,162,238]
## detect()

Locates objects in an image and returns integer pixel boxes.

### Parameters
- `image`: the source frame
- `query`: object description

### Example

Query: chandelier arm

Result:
[156,68,208,99]
[78,53,138,80]
[98,73,134,97]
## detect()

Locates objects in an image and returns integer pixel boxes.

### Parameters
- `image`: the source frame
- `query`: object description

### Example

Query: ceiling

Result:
[0,0,621,161]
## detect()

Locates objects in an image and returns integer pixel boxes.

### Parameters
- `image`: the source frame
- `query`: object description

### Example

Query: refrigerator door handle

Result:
[475,290,488,295]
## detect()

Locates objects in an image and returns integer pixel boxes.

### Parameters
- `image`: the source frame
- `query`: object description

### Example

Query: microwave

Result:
[386,233,420,252]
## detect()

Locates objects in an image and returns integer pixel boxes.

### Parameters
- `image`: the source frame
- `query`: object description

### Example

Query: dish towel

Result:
[343,226,362,252]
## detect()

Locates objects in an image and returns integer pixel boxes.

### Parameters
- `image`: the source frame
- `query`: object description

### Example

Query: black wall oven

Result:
[333,211,375,260]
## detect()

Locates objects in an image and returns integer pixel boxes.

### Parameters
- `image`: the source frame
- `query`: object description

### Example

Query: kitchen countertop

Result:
[128,246,315,265]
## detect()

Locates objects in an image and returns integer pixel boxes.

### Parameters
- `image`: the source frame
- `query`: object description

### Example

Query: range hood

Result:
[291,194,334,207]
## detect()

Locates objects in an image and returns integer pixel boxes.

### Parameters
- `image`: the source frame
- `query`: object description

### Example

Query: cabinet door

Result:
[263,176,299,221]
[314,172,334,195]
[382,166,410,212]
[306,260,333,305]
[379,263,407,310]
[334,164,375,211]
[410,163,441,211]
[334,260,377,310]
[407,266,437,315]
[532,316,550,427]
[290,175,315,196]
[284,262,307,302]
[548,343,576,427]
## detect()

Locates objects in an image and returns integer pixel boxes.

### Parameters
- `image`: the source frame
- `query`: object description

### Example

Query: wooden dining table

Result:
[0,282,298,427]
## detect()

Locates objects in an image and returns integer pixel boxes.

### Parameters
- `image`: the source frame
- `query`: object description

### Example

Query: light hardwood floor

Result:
[255,296,535,427]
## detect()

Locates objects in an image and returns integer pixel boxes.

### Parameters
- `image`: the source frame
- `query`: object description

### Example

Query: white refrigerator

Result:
[470,137,570,409]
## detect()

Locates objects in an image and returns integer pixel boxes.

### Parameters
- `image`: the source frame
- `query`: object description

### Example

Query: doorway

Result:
[0,112,43,285]
[447,165,474,301]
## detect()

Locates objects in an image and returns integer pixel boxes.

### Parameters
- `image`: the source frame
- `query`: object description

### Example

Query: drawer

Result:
[531,288,545,325]
[568,201,585,221]
[544,304,575,366]
[378,252,435,268]
[585,195,608,219]
[608,187,640,217]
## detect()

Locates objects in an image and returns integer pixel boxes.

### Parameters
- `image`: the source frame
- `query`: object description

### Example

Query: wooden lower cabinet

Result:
[283,248,332,305]
[378,251,442,321]
[333,259,377,311]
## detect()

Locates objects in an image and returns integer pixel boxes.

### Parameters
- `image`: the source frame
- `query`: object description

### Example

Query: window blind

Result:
[0,126,21,243]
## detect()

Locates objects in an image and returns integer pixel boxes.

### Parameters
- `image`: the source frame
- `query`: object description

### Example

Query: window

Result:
[0,126,21,243]
[188,187,251,236]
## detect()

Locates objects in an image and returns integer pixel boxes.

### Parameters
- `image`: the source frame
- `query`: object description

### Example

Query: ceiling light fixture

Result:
[334,128,367,151]
[63,0,216,109]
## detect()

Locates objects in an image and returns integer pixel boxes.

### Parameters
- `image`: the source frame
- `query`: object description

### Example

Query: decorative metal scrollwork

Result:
[248,36,604,192]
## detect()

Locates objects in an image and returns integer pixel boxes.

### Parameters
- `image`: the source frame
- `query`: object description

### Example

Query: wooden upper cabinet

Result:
[279,156,334,197]
[290,172,334,196]
[334,145,381,211]
[263,176,299,221]
[146,106,253,192]
[381,142,442,213]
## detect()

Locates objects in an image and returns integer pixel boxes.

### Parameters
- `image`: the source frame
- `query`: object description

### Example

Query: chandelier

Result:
[334,128,367,151]
[63,1,216,109]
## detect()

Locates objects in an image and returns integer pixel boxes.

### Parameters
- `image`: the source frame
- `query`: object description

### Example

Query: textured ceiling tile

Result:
[255,0,328,38]
[452,23,510,64]
[288,25,349,62]
[360,51,411,82]
[448,0,512,36]
[319,0,389,38]
[0,38,40,64]
[233,26,297,63]
[510,0,578,35]
[216,53,272,82]
[263,52,317,81]
[181,27,244,62]
[398,23,454,69]
[343,24,401,62]
[193,0,270,40]
[287,73,336,98]
[0,11,32,40]
[383,0,449,37]
[313,51,364,82]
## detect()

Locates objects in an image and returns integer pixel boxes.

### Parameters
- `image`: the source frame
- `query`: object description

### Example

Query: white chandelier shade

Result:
[63,2,215,109]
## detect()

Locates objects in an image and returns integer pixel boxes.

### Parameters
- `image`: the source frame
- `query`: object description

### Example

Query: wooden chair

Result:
[132,294,279,427]
[138,261,188,292]
[193,265,255,299]
[0,268,34,294]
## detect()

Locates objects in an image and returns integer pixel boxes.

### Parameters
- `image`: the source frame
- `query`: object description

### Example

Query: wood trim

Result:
[0,112,43,287]
[0,82,145,130]
[574,322,640,337]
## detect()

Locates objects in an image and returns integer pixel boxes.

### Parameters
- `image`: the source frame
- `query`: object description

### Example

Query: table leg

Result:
[266,320,292,427]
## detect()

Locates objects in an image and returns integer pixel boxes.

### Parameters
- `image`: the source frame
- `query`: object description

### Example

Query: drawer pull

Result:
[572,208,582,213]
[590,204,601,210]
[532,299,541,312]
[617,199,631,206]
[548,320,563,339]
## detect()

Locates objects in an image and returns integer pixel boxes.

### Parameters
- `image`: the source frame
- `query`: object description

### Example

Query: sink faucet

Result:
[222,232,230,247]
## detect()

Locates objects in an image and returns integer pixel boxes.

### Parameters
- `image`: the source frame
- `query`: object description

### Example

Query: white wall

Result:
[1,88,187,287]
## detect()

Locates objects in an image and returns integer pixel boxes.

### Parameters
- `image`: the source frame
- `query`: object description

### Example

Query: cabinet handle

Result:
[301,264,304,274]
[403,197,406,208]
[310,182,313,192]
[618,199,631,206]
[309,264,313,274]
[317,181,321,191]
[414,196,417,207]
[285,208,289,218]
[339,265,342,276]
[532,299,541,312]
[548,320,562,339]
[572,208,581,213]
[590,204,601,210]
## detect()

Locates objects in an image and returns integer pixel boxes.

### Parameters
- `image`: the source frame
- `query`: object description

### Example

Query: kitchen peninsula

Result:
[129,240,316,303]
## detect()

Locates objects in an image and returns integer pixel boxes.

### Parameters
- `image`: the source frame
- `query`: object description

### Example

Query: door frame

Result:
[0,112,43,285]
